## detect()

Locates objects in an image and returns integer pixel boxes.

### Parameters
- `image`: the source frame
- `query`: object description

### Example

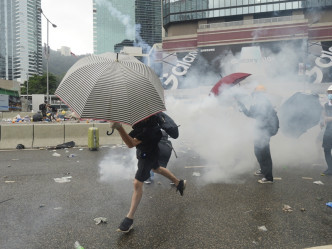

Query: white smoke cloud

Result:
[164,42,325,185]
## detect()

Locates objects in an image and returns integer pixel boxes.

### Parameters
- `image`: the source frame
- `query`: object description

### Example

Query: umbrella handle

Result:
[106,128,115,136]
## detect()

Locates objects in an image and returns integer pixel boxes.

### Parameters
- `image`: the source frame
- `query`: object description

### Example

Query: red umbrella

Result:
[210,73,251,96]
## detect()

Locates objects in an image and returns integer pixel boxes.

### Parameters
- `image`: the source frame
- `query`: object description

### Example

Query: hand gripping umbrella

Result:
[55,52,166,127]
[209,72,251,96]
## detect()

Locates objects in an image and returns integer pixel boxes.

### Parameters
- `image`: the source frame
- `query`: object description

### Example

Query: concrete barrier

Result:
[0,124,33,149]
[64,123,93,146]
[0,122,134,149]
[33,124,65,148]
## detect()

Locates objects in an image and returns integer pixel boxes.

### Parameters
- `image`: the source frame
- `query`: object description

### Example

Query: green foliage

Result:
[21,73,57,95]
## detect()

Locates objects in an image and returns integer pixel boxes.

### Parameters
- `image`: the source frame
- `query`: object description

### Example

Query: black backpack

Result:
[266,109,279,136]
[155,112,179,139]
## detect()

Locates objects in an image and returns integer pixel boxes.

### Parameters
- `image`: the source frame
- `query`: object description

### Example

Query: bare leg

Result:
[126,179,143,219]
[152,167,180,186]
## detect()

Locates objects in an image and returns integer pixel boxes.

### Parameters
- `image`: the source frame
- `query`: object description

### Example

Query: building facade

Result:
[161,0,332,88]
[0,0,42,83]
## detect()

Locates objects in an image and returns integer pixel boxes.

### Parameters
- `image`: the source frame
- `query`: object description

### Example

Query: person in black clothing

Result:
[320,85,332,176]
[237,85,276,184]
[39,101,47,118]
[112,115,186,233]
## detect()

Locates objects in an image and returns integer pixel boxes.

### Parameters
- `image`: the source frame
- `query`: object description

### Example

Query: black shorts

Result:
[135,153,160,182]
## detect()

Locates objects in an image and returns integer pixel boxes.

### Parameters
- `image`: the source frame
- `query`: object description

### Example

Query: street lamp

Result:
[38,8,57,104]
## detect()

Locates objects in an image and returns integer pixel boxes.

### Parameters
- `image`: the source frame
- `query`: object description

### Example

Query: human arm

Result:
[112,123,141,148]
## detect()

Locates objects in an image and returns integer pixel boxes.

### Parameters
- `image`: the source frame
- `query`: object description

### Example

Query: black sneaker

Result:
[176,179,186,196]
[117,217,133,233]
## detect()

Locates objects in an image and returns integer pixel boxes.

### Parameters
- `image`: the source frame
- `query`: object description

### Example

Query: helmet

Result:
[254,85,266,92]
[327,85,332,92]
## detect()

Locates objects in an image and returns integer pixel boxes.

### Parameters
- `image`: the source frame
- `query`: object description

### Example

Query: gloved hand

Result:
[111,122,122,130]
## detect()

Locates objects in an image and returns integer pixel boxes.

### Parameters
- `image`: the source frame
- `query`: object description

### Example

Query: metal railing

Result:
[199,15,304,30]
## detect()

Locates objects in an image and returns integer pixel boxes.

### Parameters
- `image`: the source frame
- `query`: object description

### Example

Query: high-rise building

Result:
[93,0,135,54]
[135,0,162,53]
[93,0,163,54]
[0,0,42,83]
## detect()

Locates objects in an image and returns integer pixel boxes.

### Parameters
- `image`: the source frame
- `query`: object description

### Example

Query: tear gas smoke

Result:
[98,41,326,186]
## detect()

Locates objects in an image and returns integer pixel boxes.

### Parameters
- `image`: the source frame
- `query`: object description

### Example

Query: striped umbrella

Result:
[55,52,166,126]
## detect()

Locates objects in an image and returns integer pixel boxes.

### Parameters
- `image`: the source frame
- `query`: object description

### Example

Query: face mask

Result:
[328,94,332,100]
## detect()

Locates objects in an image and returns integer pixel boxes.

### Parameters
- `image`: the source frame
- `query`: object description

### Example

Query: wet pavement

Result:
[1,146,332,249]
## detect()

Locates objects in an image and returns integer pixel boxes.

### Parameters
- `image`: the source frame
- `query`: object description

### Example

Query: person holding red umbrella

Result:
[237,85,279,184]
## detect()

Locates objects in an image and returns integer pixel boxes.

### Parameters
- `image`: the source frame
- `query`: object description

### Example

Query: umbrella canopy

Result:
[279,92,323,138]
[209,72,251,96]
[55,52,166,126]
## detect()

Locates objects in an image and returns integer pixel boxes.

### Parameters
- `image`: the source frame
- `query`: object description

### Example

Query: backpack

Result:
[266,109,279,136]
[155,112,179,139]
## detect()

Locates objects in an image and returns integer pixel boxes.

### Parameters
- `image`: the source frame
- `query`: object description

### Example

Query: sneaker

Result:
[254,169,263,176]
[176,179,186,196]
[321,170,332,176]
[258,178,273,184]
[144,178,152,184]
[117,217,133,233]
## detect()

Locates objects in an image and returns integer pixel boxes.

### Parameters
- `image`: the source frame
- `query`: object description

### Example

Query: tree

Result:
[21,73,58,95]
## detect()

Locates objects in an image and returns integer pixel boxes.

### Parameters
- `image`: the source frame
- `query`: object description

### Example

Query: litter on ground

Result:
[54,176,72,183]
[94,217,107,225]
[258,225,268,232]
[283,204,293,212]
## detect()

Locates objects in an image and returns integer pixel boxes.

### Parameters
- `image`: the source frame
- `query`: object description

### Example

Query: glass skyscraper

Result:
[93,0,163,54]
[0,0,42,83]
[135,0,162,52]
[93,0,135,54]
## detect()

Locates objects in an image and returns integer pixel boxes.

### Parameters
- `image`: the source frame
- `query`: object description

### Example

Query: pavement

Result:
[1,145,332,249]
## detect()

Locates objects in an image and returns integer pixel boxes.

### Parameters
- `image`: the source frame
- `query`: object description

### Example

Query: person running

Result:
[237,85,278,184]
[112,115,186,233]
[320,85,332,176]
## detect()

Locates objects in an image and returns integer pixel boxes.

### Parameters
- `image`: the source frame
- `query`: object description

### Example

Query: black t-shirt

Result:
[129,116,162,157]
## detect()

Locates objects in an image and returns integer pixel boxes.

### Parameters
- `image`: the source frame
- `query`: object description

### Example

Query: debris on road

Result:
[313,181,324,185]
[192,172,201,176]
[302,177,313,180]
[283,205,293,212]
[5,181,15,183]
[326,202,332,208]
[94,217,107,225]
[74,241,84,249]
[258,225,268,232]
[52,152,61,157]
[300,208,306,212]
[67,154,77,158]
[53,176,72,183]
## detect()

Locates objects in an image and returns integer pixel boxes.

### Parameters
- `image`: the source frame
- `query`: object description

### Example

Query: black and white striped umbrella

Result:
[55,52,166,126]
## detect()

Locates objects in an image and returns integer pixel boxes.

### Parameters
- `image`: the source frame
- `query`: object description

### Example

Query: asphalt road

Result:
[1,145,332,249]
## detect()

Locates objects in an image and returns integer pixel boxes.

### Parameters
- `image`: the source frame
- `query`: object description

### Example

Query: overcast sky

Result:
[41,0,93,55]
